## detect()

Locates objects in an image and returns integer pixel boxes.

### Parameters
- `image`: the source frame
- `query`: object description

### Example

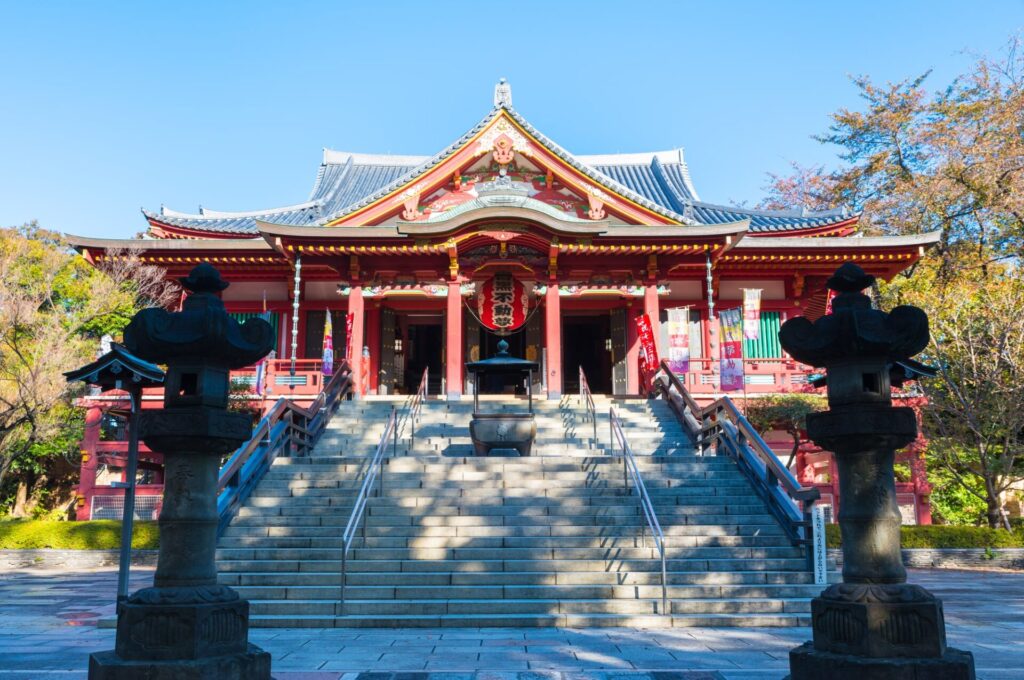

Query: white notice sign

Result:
[812,504,828,585]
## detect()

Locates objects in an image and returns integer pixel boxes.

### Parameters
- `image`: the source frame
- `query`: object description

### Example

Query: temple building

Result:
[69,81,937,525]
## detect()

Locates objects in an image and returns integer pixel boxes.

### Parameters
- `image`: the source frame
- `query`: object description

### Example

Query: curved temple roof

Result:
[144,103,855,238]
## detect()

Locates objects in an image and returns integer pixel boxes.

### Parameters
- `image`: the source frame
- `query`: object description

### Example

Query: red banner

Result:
[477,273,529,333]
[344,313,354,360]
[635,313,659,379]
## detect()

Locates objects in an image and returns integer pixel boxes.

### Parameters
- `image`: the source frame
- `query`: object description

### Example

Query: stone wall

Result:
[828,548,1024,570]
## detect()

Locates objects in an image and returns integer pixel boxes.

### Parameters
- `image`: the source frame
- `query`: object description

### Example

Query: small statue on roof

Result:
[493,77,512,108]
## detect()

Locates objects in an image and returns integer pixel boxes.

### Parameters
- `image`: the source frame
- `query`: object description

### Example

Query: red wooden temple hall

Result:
[68,80,938,524]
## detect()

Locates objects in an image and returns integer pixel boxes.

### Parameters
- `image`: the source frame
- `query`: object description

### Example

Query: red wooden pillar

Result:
[544,285,562,399]
[626,303,640,395]
[446,282,463,399]
[76,405,104,520]
[348,286,365,399]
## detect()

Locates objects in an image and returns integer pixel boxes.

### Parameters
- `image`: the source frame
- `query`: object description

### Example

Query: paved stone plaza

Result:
[0,567,1020,679]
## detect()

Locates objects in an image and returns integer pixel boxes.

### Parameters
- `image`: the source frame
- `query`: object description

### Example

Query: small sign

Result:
[812,504,828,585]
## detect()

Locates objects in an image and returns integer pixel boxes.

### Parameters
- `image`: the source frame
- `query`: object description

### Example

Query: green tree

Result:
[0,224,176,516]
[743,393,826,469]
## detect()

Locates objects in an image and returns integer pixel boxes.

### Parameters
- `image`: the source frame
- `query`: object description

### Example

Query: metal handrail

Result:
[338,405,398,614]
[402,366,428,451]
[653,359,819,561]
[609,406,669,616]
[578,366,597,447]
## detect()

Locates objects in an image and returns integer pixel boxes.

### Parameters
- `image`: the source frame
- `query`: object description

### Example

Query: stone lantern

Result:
[779,263,974,679]
[89,263,274,679]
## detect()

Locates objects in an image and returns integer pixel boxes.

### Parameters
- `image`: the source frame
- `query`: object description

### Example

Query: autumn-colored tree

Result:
[743,394,826,469]
[759,36,1024,527]
[761,37,1024,272]
[0,224,176,516]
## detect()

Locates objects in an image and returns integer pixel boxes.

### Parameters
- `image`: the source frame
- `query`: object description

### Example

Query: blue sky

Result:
[1,1,1021,238]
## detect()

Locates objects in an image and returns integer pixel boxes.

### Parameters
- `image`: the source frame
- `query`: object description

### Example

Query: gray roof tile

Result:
[144,106,853,236]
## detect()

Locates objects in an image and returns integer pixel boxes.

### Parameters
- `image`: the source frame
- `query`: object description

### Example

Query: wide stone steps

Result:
[219,534,796,549]
[221,569,825,587]
[247,611,810,629]
[218,396,820,627]
[246,596,810,617]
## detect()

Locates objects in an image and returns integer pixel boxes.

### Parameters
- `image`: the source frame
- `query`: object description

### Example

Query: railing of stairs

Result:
[609,406,669,616]
[338,405,398,614]
[401,366,428,452]
[652,359,820,563]
[578,366,598,447]
[216,361,353,536]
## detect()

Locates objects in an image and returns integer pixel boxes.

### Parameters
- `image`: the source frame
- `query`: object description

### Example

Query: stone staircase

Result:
[217,396,829,627]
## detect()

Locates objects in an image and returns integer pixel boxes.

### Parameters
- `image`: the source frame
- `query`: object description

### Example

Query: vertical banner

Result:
[634,313,659,379]
[322,310,334,377]
[824,288,838,316]
[345,313,354,360]
[742,288,762,340]
[666,307,690,374]
[255,292,272,395]
[718,307,745,392]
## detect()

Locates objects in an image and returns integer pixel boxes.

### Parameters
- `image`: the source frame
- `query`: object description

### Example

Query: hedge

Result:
[825,524,1024,549]
[0,520,159,550]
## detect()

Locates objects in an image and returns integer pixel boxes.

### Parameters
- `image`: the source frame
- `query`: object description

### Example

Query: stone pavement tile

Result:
[615,646,676,661]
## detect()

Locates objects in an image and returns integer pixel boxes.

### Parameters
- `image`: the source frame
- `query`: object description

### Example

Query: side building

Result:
[68,82,937,525]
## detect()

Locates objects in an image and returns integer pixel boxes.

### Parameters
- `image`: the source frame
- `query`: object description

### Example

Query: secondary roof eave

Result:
[734,231,941,250]
[66,234,276,252]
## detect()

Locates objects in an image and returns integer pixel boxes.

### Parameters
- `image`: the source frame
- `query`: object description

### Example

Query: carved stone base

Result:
[788,641,975,680]
[114,589,249,660]
[88,588,271,679]
[89,644,271,680]
[812,583,948,658]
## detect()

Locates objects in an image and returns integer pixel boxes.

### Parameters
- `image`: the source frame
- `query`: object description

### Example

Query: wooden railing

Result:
[216,360,353,535]
[665,357,815,395]
[653,359,820,561]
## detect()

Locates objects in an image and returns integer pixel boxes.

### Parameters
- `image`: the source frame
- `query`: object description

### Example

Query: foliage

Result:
[759,36,1024,528]
[925,462,989,525]
[0,223,177,516]
[0,519,159,549]
[824,523,1024,549]
[762,37,1024,271]
[743,393,826,467]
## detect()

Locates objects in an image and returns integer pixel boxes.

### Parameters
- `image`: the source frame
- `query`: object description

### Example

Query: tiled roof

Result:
[144,106,854,236]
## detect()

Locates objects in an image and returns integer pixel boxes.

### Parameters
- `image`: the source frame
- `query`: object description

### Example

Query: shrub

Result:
[824,523,1024,549]
[0,519,159,550]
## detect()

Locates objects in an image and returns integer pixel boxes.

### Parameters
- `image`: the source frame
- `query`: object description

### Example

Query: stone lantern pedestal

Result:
[779,263,974,680]
[89,264,273,680]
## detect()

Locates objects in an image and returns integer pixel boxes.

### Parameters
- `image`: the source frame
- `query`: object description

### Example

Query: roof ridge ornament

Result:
[494,78,512,108]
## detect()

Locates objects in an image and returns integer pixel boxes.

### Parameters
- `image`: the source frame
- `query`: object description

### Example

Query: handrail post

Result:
[340,544,346,615]
[392,406,398,457]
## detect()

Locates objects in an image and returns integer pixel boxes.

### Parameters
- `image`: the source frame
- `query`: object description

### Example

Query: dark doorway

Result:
[563,314,613,394]
[402,320,443,393]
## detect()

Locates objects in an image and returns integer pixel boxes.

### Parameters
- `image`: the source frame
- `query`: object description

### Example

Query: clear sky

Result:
[1,1,1021,239]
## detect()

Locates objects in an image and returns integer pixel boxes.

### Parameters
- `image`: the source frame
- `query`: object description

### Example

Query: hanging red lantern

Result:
[477,272,530,334]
